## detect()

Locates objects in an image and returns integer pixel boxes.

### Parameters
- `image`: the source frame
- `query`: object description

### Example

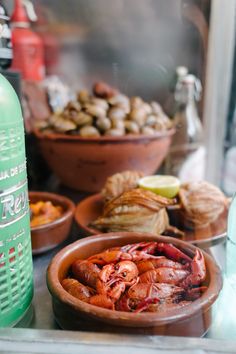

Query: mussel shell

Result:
[124,121,140,134]
[85,104,107,118]
[105,128,125,136]
[72,112,93,126]
[108,107,127,121]
[79,126,101,137]
[96,117,112,132]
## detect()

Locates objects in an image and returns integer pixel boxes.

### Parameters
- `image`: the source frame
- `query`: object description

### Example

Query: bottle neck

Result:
[175,84,196,105]
[11,21,30,28]
[173,80,203,145]
[174,74,202,107]
[11,0,30,25]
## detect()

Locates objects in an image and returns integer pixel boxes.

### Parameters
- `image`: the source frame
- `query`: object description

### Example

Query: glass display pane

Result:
[1,0,235,344]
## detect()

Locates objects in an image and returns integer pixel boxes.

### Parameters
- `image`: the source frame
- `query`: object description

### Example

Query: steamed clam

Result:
[125,121,140,134]
[79,126,100,137]
[105,128,125,137]
[40,82,172,137]
[78,89,90,104]
[108,94,130,113]
[71,112,93,126]
[130,96,143,109]
[129,107,147,127]
[141,126,156,135]
[49,114,76,133]
[96,117,112,132]
[108,107,127,121]
[146,115,157,127]
[85,103,106,119]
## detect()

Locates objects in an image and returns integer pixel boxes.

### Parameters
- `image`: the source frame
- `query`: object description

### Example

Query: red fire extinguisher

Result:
[10,0,45,81]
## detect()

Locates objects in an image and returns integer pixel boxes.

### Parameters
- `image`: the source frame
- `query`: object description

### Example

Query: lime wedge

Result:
[138,175,180,198]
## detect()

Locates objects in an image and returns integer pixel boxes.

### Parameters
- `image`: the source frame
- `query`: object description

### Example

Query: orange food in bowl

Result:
[47,233,223,335]
[30,201,63,228]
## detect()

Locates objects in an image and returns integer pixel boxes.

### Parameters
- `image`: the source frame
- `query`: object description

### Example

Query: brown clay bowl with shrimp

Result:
[29,191,75,255]
[47,232,222,336]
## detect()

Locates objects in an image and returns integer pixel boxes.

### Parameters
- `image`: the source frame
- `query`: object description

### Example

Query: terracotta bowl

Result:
[74,194,227,248]
[34,129,175,192]
[29,191,75,255]
[47,232,222,336]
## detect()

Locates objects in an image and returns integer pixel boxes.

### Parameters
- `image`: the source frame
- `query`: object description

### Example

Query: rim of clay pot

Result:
[33,128,176,143]
[74,193,102,235]
[47,232,223,327]
[29,191,75,232]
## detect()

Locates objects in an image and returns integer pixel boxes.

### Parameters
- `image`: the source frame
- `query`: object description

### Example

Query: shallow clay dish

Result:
[74,193,227,248]
[29,191,75,255]
[47,232,222,336]
[34,129,175,193]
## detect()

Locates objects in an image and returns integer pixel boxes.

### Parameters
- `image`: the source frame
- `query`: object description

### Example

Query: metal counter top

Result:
[1,327,236,354]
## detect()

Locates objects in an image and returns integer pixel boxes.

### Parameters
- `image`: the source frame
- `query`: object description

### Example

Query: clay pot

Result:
[47,232,222,336]
[74,195,227,248]
[29,191,75,255]
[34,129,175,192]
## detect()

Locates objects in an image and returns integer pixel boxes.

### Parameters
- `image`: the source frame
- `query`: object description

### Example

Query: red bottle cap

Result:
[11,0,29,24]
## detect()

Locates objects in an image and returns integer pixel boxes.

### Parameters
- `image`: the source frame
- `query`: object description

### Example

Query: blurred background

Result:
[1,0,235,192]
[2,0,209,106]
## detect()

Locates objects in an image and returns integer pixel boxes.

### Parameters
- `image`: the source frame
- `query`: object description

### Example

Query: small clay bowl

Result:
[29,191,75,255]
[34,128,175,192]
[47,232,222,336]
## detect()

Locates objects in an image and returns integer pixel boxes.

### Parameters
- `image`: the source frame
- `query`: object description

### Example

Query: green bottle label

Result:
[0,124,24,162]
[0,179,28,227]
[0,122,25,188]
[0,108,33,326]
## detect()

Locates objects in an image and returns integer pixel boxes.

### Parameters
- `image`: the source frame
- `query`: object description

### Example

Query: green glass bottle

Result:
[0,73,33,327]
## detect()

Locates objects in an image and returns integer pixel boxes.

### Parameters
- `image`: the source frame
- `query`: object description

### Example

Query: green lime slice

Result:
[138,175,180,198]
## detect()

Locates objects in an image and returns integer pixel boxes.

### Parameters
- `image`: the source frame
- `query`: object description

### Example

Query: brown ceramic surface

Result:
[34,129,175,192]
[47,232,222,336]
[29,191,75,255]
[74,193,227,248]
